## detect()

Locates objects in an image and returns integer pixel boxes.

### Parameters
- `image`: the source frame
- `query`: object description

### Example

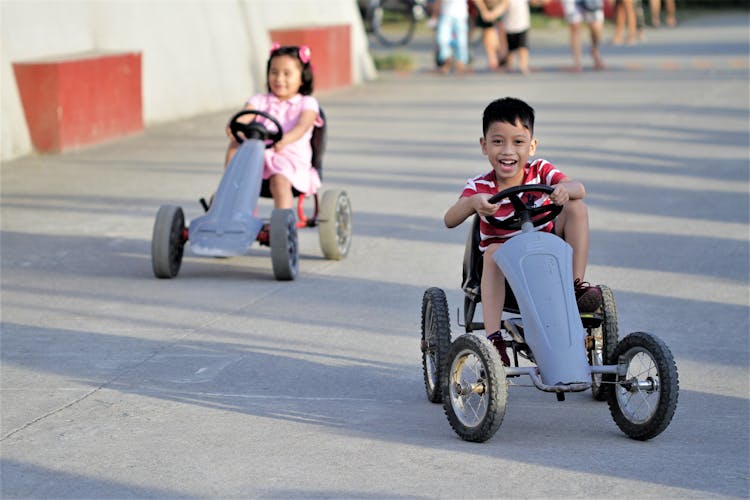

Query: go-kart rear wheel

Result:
[590,285,618,400]
[318,189,352,260]
[442,334,507,442]
[607,331,679,440]
[421,287,451,403]
[270,208,298,281]
[152,205,186,279]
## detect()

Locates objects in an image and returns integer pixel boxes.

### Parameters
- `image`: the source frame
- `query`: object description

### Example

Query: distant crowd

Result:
[429,0,678,73]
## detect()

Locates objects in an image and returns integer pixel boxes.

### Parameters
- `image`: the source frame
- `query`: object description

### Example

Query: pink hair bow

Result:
[298,45,311,64]
[270,42,281,53]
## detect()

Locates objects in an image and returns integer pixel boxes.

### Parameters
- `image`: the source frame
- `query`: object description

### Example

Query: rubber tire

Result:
[590,285,618,400]
[369,1,417,47]
[421,287,452,403]
[151,205,185,279]
[270,208,298,281]
[318,189,352,260]
[442,334,507,442]
[607,331,679,441]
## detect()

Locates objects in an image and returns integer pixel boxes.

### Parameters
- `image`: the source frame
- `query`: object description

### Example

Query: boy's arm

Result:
[444,194,499,228]
[550,179,586,205]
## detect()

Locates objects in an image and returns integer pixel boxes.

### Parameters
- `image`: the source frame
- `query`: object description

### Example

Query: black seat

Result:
[260,107,327,198]
[462,215,519,313]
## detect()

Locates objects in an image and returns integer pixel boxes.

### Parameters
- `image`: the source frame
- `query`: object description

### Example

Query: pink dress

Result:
[247,92,324,195]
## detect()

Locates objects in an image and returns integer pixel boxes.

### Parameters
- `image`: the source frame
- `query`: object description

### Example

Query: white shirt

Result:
[503,0,531,33]
[440,0,469,19]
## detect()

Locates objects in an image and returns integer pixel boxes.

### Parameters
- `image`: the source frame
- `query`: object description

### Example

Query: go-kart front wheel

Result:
[608,331,679,440]
[152,205,186,279]
[421,287,451,403]
[270,208,298,281]
[318,189,352,260]
[442,334,507,442]
[590,285,618,400]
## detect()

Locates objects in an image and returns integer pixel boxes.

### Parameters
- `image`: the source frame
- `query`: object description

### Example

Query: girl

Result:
[225,44,323,209]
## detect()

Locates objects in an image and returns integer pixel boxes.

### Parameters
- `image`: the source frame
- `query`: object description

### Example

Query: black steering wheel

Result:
[485,184,563,231]
[229,110,283,148]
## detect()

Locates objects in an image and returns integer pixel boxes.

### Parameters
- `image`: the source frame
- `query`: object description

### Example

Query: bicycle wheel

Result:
[369,0,418,47]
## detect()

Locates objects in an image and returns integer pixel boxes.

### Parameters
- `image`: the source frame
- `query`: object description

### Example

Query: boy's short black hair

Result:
[482,97,535,137]
[267,45,314,95]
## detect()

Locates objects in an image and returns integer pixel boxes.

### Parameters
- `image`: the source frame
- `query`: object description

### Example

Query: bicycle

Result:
[359,0,429,47]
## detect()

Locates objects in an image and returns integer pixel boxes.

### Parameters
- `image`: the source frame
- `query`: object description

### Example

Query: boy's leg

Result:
[554,199,589,281]
[554,199,602,311]
[481,243,511,366]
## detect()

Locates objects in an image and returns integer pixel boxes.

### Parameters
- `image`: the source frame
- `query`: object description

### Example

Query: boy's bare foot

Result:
[666,16,676,27]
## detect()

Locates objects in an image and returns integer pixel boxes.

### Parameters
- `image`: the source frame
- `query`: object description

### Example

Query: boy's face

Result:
[480,119,537,185]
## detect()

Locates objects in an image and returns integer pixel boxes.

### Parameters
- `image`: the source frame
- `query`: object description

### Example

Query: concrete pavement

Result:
[1,11,748,499]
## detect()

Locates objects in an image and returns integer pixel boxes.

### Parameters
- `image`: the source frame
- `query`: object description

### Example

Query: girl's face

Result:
[480,119,538,185]
[268,54,303,101]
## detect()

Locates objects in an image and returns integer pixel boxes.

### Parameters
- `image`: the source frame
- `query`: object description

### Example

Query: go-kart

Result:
[420,185,679,442]
[151,109,352,280]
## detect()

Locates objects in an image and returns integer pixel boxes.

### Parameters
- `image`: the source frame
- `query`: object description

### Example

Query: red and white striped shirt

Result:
[460,159,567,250]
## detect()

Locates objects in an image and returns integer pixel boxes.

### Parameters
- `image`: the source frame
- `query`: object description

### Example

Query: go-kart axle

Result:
[453,381,485,396]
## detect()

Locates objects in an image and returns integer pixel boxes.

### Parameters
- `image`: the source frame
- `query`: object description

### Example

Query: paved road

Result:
[2,11,748,500]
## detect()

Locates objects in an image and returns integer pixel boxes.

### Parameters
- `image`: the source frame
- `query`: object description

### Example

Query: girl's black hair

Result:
[266,45,314,95]
[482,97,535,136]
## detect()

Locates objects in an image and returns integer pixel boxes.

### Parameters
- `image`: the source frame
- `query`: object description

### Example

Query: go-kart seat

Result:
[260,107,327,198]
[462,215,520,313]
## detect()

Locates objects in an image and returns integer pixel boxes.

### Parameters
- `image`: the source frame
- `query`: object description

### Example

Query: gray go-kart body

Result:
[494,225,591,389]
[189,140,265,257]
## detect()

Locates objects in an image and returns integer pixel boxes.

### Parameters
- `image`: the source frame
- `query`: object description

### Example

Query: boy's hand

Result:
[550,184,570,205]
[472,194,500,216]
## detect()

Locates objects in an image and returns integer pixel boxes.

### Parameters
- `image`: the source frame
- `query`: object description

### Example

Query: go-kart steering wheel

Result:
[485,184,563,231]
[229,110,283,148]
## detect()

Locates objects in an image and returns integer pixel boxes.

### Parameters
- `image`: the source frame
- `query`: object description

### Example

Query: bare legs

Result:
[481,24,506,70]
[613,0,638,45]
[568,20,605,72]
[649,0,676,27]
[268,174,293,209]
[554,199,590,282]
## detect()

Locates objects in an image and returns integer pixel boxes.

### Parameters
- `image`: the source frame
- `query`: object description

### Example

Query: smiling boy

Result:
[444,97,601,365]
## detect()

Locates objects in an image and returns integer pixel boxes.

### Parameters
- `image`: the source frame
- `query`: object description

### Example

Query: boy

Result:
[444,97,601,365]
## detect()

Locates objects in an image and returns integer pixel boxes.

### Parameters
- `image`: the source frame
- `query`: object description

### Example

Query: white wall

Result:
[0,0,376,161]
